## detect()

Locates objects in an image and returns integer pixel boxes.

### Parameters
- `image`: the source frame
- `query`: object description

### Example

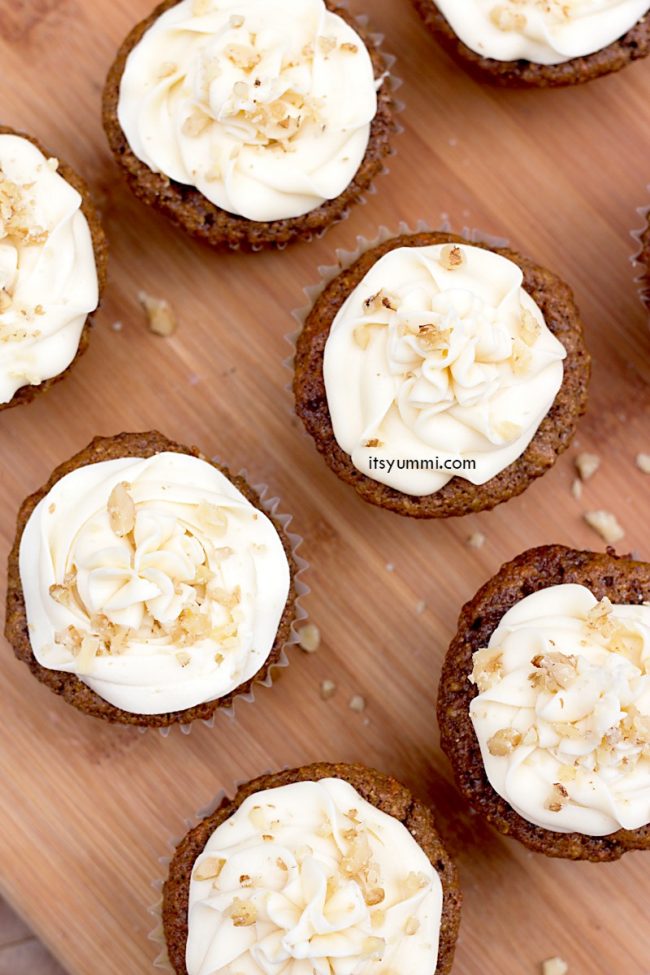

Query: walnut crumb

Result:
[635,453,650,474]
[107,482,135,537]
[467,531,486,549]
[320,679,337,700]
[439,243,464,271]
[546,782,569,813]
[575,452,600,482]
[487,727,522,756]
[193,856,225,881]
[297,622,321,653]
[542,958,569,975]
[583,510,624,544]
[363,438,382,448]
[229,897,257,926]
[571,478,583,501]
[139,291,177,337]
[490,5,526,30]
[349,694,366,713]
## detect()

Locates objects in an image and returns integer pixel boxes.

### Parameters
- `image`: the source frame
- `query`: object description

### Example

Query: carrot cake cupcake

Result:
[0,126,106,409]
[162,763,461,975]
[438,544,650,861]
[640,211,650,310]
[411,0,650,87]
[5,431,297,728]
[293,232,590,518]
[103,0,396,250]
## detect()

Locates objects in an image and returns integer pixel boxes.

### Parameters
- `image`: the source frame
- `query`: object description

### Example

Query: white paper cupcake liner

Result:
[630,194,650,312]
[152,473,309,738]
[149,775,272,972]
[232,7,404,253]
[284,218,510,394]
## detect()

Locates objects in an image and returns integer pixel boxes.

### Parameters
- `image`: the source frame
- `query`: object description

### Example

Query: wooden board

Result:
[1,1,649,973]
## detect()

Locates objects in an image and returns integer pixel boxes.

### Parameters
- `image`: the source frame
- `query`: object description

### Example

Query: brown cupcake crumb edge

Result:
[639,213,650,311]
[162,762,462,975]
[0,124,108,410]
[101,0,398,252]
[4,430,299,728]
[293,230,591,519]
[437,543,650,861]
[409,1,650,89]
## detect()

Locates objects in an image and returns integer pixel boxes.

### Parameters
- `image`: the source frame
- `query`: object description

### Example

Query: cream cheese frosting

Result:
[434,0,650,65]
[322,242,566,496]
[187,778,443,975]
[19,452,291,715]
[470,584,650,836]
[0,134,98,404]
[117,0,379,222]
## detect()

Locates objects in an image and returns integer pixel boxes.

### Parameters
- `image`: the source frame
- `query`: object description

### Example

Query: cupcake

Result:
[5,431,298,728]
[0,126,107,409]
[438,544,650,861]
[411,0,650,87]
[639,211,650,310]
[162,763,461,975]
[103,0,396,251]
[293,231,590,518]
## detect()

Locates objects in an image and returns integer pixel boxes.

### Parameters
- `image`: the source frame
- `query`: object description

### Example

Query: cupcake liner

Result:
[154,473,309,738]
[284,218,510,394]
[148,775,269,972]
[630,193,650,312]
[214,6,404,252]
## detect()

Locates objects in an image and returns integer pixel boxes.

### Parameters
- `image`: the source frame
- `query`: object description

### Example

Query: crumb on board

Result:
[320,679,336,700]
[571,478,582,501]
[415,600,427,615]
[467,531,486,549]
[139,291,177,337]
[575,452,600,482]
[349,694,366,713]
[636,453,650,474]
[583,510,624,544]
[297,623,320,653]
[542,958,568,975]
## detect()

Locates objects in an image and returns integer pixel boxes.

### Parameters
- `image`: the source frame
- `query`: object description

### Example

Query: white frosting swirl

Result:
[19,452,291,715]
[470,584,650,835]
[187,778,442,975]
[0,134,99,404]
[434,0,650,65]
[117,0,379,222]
[323,243,566,496]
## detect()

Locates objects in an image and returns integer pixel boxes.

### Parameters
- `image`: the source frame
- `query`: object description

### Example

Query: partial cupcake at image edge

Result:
[634,203,650,310]
[0,125,107,410]
[293,230,590,519]
[438,544,650,862]
[102,0,398,251]
[410,0,650,88]
[161,763,462,975]
[5,430,300,728]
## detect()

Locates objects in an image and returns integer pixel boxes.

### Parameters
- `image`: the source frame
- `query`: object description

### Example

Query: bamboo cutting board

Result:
[1,1,650,973]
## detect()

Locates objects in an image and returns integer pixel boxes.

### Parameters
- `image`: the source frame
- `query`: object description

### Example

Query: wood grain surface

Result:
[1,1,649,974]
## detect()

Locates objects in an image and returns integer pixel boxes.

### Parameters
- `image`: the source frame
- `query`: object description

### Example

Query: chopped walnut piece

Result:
[139,291,178,337]
[297,622,321,653]
[404,872,429,896]
[225,43,261,71]
[197,500,228,535]
[575,452,600,482]
[229,897,257,926]
[542,957,569,975]
[546,782,569,813]
[364,887,385,906]
[635,453,650,474]
[571,478,583,501]
[470,647,503,692]
[363,438,383,448]
[530,652,578,692]
[320,679,337,700]
[418,323,451,351]
[584,510,624,544]
[193,856,225,881]
[229,13,245,27]
[340,42,359,53]
[487,727,522,756]
[107,482,135,537]
[318,35,336,54]
[490,5,527,30]
[511,337,533,376]
[519,309,541,346]
[467,530,486,549]
[176,651,191,667]
[439,243,464,271]
[349,694,366,713]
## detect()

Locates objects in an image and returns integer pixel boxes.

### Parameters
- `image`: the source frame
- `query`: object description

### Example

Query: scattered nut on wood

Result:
[349,694,366,713]
[571,478,583,501]
[297,623,321,653]
[575,452,600,482]
[583,510,625,544]
[467,531,486,549]
[320,679,337,700]
[415,600,427,615]
[542,958,569,975]
[636,453,650,474]
[139,291,177,337]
